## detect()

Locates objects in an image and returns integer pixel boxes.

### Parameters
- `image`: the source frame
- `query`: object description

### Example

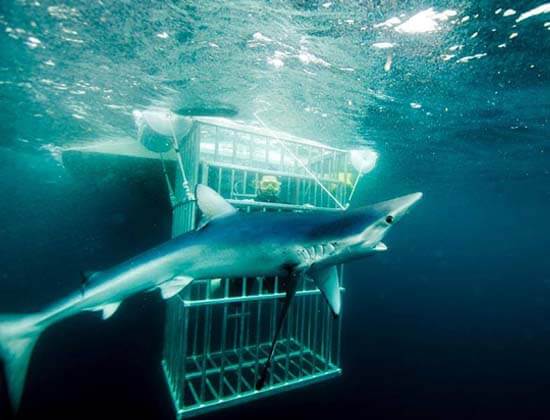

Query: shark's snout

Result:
[373,192,423,224]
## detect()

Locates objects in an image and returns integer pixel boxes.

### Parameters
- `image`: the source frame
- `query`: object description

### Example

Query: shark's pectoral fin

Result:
[160,276,193,299]
[309,265,341,317]
[93,302,122,320]
[374,242,387,252]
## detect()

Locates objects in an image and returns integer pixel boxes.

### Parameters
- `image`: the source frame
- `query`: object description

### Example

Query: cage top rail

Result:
[193,117,346,152]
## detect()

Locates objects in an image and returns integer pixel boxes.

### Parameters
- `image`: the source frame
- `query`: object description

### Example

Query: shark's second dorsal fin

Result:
[195,184,236,221]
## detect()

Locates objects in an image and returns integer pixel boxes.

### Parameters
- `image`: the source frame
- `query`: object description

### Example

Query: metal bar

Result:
[324,305,330,370]
[218,279,229,398]
[182,289,321,307]
[182,343,306,380]
[232,135,236,164]
[237,278,247,393]
[240,371,252,392]
[192,287,199,355]
[197,119,346,152]
[217,167,222,194]
[191,357,202,374]
[174,303,183,403]
[206,377,218,401]
[214,126,219,160]
[230,169,236,199]
[284,304,292,382]
[312,296,319,374]
[299,290,307,377]
[200,284,212,402]
[254,278,263,384]
[223,375,236,395]
[307,295,313,356]
[227,199,340,213]
[188,380,201,406]
[177,369,342,418]
[270,277,279,387]
[201,161,343,184]
[320,304,327,370]
[336,265,344,367]
[178,304,189,406]
[164,301,173,386]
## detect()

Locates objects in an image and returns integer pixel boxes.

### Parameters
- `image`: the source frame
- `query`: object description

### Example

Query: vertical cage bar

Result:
[299,290,307,377]
[179,303,190,407]
[200,285,212,402]
[254,277,263,384]
[324,306,331,369]
[312,296,319,373]
[237,278,247,393]
[336,265,344,367]
[284,296,292,382]
[270,277,279,387]
[218,279,230,398]
[320,302,326,369]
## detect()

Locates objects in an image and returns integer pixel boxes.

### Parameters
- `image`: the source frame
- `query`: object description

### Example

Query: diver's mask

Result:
[259,175,281,198]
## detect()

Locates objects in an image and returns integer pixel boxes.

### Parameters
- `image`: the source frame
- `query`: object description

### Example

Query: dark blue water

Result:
[1,1,549,419]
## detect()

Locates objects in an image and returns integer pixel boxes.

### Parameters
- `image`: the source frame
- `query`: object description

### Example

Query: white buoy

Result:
[346,148,379,206]
[133,107,195,201]
[349,148,378,175]
[133,108,193,153]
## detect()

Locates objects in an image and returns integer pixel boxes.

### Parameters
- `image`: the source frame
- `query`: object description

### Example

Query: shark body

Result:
[0,184,422,410]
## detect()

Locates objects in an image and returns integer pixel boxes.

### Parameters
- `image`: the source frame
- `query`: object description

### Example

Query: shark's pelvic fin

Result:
[0,313,46,412]
[195,184,236,220]
[93,302,121,320]
[159,276,193,299]
[309,265,341,317]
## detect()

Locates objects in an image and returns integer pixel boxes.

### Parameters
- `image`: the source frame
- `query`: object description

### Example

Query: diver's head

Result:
[258,175,281,199]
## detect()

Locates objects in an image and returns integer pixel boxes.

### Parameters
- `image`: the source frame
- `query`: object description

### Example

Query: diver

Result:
[255,175,283,203]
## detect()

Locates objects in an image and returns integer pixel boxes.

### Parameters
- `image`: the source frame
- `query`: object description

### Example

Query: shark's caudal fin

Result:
[0,314,45,411]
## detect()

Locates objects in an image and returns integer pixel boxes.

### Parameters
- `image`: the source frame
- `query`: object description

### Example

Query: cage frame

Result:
[160,118,354,419]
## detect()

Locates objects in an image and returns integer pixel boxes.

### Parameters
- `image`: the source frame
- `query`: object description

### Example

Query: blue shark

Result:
[0,184,422,409]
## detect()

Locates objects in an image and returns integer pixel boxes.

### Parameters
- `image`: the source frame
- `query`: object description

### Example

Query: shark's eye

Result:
[385,215,394,224]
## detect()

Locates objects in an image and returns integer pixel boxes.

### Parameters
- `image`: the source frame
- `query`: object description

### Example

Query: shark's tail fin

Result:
[0,313,44,412]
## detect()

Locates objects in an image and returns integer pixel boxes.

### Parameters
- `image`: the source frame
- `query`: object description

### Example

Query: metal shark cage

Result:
[161,117,358,418]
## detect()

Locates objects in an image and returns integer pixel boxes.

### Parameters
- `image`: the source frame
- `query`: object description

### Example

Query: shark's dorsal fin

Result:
[80,271,100,285]
[195,184,236,220]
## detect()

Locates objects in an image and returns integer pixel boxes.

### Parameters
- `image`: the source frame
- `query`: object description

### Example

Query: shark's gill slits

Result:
[298,242,339,265]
